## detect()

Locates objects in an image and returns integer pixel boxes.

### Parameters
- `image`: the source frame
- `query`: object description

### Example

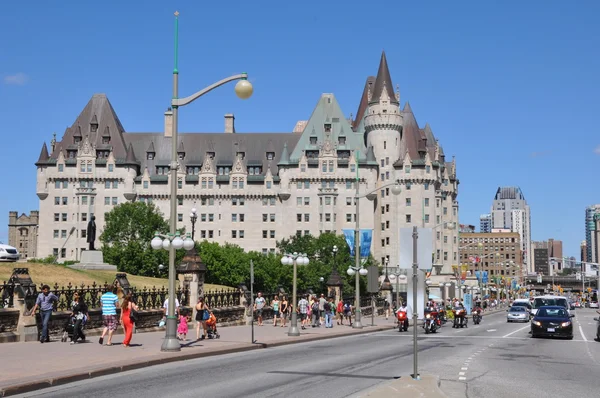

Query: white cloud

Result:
[594,145,600,155]
[3,72,29,85]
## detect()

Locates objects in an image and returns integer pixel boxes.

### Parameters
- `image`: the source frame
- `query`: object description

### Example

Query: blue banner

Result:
[360,229,373,258]
[464,293,472,315]
[511,280,517,290]
[482,271,489,284]
[342,229,355,257]
[342,229,373,258]
[475,271,481,282]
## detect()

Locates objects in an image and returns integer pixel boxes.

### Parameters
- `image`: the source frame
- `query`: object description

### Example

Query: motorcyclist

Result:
[396,301,410,330]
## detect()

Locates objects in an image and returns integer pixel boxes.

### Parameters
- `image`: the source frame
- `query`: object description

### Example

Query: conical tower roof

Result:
[35,142,50,166]
[369,51,398,105]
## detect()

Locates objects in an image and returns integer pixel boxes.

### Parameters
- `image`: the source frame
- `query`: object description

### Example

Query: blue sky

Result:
[1,1,598,257]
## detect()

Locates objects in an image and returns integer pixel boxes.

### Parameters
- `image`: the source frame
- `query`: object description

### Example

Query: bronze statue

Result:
[86,216,96,250]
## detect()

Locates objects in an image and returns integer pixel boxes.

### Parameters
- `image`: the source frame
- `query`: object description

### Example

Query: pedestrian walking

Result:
[30,284,58,343]
[298,295,309,330]
[254,292,266,326]
[280,296,289,327]
[319,294,326,325]
[120,293,138,347]
[99,286,119,346]
[272,295,281,327]
[324,297,334,328]
[177,309,189,341]
[311,298,320,327]
[336,300,344,325]
[70,292,88,344]
[195,297,208,340]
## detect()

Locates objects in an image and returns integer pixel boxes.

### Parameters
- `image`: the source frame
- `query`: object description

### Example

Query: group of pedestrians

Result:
[253,292,354,329]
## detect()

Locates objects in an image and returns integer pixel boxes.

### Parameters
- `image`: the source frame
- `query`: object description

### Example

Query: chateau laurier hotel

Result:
[32,53,459,275]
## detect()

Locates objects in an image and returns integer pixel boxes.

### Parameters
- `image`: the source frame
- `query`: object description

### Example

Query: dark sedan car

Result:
[531,306,574,339]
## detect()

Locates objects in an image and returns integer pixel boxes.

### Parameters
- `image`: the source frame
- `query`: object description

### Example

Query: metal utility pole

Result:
[411,226,419,380]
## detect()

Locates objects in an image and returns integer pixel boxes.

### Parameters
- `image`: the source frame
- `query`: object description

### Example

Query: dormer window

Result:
[338,136,346,145]
[102,136,110,144]
[248,167,262,175]
[236,151,245,160]
[206,151,215,159]
[324,124,331,133]
[74,137,82,144]
[68,150,77,158]
[156,166,170,175]
[91,123,98,133]
[178,152,185,160]
[266,152,274,160]
[147,152,155,160]
[309,137,317,145]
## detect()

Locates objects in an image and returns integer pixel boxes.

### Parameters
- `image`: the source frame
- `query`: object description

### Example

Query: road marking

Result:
[579,325,588,341]
[459,372,466,376]
[459,377,467,381]
[461,367,468,370]
[502,324,530,338]
[487,329,497,332]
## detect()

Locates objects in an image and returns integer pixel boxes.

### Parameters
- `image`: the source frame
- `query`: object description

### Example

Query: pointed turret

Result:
[369,51,398,105]
[124,143,139,166]
[73,125,82,138]
[147,141,155,153]
[178,141,185,153]
[278,142,290,165]
[35,142,50,166]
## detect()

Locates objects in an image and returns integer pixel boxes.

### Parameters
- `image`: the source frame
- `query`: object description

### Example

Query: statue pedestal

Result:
[68,250,117,271]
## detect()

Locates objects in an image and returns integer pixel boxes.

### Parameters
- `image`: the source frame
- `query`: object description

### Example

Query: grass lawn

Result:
[0,262,233,291]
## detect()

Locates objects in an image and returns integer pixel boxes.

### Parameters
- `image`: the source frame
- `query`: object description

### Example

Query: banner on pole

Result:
[342,229,373,258]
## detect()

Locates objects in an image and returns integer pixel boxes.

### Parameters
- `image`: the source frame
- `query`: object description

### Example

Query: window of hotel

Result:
[304,197,310,206]
[406,198,411,206]
[424,198,429,207]
[406,214,412,223]
[143,181,148,189]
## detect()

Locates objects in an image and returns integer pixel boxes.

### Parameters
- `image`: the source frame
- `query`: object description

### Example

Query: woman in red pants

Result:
[120,293,139,347]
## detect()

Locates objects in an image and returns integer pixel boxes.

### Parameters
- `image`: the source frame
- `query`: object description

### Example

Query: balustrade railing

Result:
[1,282,14,308]
[204,289,240,308]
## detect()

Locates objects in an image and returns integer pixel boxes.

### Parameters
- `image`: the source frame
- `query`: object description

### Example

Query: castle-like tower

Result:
[32,52,458,278]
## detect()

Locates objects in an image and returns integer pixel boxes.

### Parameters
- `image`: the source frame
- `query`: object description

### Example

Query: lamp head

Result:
[359,267,368,276]
[151,233,163,250]
[235,77,253,100]
[347,268,356,276]
[391,184,402,196]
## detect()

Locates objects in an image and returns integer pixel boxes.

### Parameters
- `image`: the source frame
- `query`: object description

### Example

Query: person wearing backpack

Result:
[343,302,353,327]
[311,296,320,327]
[324,297,334,328]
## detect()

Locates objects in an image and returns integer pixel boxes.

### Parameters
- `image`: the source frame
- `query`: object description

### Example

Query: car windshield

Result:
[512,302,531,309]
[534,298,568,308]
[537,308,568,317]
[510,307,527,312]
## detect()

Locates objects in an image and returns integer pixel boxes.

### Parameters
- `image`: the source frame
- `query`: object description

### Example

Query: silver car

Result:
[507,306,529,322]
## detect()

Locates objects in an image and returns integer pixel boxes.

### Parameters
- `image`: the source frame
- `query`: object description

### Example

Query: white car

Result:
[0,243,20,262]
[589,301,599,309]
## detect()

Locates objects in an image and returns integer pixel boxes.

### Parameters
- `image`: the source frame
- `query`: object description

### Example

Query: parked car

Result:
[0,243,20,262]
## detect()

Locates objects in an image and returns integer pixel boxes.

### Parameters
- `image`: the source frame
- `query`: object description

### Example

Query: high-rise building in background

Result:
[585,205,600,263]
[581,240,588,262]
[531,239,563,275]
[490,187,532,273]
[479,214,492,233]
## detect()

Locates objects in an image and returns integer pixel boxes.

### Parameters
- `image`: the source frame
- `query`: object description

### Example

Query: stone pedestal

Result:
[69,250,117,271]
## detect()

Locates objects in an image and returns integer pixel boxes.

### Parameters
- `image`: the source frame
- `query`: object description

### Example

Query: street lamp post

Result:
[190,206,197,241]
[281,253,309,336]
[389,265,406,308]
[154,11,254,353]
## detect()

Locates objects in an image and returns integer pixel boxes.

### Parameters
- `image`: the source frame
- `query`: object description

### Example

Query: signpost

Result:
[250,260,255,344]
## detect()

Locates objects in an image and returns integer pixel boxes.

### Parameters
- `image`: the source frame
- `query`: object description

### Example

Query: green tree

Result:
[100,201,184,276]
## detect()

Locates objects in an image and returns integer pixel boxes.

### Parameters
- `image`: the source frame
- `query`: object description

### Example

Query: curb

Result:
[0,324,395,397]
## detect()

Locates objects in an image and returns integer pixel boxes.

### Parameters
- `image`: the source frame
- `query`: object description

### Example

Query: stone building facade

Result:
[459,232,523,279]
[33,53,459,274]
[7,211,39,259]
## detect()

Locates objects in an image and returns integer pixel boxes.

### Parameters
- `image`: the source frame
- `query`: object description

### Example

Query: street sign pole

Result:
[250,260,255,344]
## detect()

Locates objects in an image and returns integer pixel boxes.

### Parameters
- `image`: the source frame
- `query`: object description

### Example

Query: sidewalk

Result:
[0,316,396,397]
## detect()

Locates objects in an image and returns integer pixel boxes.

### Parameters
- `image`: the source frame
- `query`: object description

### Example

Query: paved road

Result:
[16,309,600,398]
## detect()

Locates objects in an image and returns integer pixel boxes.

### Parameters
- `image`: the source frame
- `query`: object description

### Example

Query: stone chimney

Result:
[224,114,235,134]
[164,108,173,137]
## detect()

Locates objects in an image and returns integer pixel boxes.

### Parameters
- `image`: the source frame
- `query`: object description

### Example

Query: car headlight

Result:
[560,321,571,327]
[533,321,542,326]
[426,314,431,319]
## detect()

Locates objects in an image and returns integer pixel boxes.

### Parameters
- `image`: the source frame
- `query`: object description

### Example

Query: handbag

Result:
[130,308,139,323]
[202,310,210,321]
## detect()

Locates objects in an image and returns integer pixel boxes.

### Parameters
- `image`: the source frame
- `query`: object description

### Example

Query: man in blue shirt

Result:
[99,286,119,346]
[30,285,59,343]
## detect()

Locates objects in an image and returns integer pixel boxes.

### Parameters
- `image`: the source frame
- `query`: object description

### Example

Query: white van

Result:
[531,295,570,316]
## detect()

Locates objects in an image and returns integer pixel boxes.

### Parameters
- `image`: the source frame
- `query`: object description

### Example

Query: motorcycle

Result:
[438,310,447,325]
[423,311,439,334]
[472,309,482,325]
[453,308,468,328]
[397,310,409,332]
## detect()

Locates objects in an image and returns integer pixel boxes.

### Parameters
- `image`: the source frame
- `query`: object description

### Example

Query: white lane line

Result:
[459,377,466,381]
[461,367,468,370]
[459,372,466,376]
[487,329,497,332]
[579,325,588,342]
[502,324,530,338]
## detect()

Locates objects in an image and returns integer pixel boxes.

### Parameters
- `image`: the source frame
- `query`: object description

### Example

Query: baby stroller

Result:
[205,312,220,339]
[61,317,76,342]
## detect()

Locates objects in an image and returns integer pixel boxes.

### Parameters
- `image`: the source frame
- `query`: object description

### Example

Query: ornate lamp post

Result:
[281,253,309,336]
[152,11,253,353]
[190,206,198,241]
[389,265,407,308]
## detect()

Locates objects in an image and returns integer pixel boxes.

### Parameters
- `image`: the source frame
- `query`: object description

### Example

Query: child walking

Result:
[177,310,189,341]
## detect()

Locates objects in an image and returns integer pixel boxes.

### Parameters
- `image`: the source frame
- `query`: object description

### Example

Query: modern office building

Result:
[458,232,522,278]
[531,239,563,275]
[585,205,600,263]
[32,52,459,273]
[533,248,550,275]
[490,187,532,273]
[479,214,491,233]
[581,240,588,263]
